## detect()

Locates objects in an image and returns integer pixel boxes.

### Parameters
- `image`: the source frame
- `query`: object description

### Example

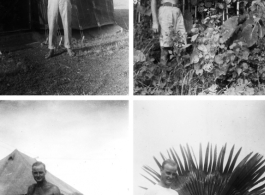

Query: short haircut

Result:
[161,159,177,170]
[32,161,46,171]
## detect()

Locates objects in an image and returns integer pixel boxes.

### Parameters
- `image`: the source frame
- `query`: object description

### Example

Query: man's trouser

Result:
[158,6,186,48]
[48,0,72,49]
[158,6,186,64]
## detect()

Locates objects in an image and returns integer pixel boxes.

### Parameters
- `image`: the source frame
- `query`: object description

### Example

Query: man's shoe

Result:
[45,49,55,59]
[67,49,75,57]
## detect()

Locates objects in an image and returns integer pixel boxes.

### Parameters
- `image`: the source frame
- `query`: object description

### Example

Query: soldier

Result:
[45,0,75,59]
[26,161,61,195]
[145,159,179,195]
[151,0,187,65]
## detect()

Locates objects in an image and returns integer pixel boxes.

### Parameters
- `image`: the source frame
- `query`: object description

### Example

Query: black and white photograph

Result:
[134,0,265,95]
[0,0,128,95]
[0,100,130,195]
[134,100,265,195]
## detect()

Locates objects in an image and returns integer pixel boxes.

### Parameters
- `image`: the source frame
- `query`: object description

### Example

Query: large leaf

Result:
[239,24,259,47]
[220,16,239,43]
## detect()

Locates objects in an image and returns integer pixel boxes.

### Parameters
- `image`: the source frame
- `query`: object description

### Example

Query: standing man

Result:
[151,0,187,65]
[26,161,61,195]
[145,159,179,195]
[45,0,75,59]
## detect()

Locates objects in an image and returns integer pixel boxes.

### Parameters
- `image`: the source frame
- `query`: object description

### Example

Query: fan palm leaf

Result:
[141,144,265,195]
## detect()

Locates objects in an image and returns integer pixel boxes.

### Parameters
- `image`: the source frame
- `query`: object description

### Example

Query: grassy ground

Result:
[0,9,129,95]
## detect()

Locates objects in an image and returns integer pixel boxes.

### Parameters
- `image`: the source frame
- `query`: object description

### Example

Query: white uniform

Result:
[145,184,179,195]
[47,0,72,49]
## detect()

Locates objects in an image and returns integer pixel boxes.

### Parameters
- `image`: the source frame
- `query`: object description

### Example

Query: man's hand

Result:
[152,22,159,33]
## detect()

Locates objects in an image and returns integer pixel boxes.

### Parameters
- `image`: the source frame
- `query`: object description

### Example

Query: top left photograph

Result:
[0,0,129,95]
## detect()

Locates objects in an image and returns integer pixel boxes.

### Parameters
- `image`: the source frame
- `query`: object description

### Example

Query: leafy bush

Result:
[134,0,265,95]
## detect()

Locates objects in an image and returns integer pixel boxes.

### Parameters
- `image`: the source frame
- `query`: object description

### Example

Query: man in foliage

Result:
[144,159,179,195]
[26,161,61,195]
[151,0,187,65]
[45,0,75,59]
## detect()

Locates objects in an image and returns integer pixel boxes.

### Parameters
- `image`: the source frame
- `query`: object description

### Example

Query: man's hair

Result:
[161,159,177,170]
[32,161,46,171]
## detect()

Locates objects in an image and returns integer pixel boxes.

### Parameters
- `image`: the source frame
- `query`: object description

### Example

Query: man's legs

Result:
[59,0,75,56]
[158,6,175,65]
[46,0,59,59]
[160,47,169,65]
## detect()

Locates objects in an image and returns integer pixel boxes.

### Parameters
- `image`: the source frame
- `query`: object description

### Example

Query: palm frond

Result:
[141,144,265,195]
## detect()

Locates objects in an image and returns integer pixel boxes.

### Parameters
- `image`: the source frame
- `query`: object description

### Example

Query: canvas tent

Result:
[0,0,115,33]
[0,149,83,195]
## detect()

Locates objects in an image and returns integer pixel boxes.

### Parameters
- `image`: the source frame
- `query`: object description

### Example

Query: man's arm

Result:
[51,186,61,195]
[151,0,159,33]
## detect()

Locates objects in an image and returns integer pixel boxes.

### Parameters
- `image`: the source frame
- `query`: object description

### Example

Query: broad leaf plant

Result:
[134,0,265,95]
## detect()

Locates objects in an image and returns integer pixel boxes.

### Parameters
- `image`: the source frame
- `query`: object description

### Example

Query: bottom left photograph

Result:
[0,100,130,195]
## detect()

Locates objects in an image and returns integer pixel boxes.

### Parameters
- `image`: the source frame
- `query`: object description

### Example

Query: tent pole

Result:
[29,0,32,30]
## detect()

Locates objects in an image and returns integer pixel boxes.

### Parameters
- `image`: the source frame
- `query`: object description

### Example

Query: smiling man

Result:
[26,161,61,195]
[144,159,179,195]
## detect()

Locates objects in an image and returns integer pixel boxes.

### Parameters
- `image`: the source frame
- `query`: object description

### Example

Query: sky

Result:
[134,100,265,195]
[0,100,130,195]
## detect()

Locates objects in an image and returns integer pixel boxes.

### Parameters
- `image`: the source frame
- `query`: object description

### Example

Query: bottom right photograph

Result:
[134,100,265,195]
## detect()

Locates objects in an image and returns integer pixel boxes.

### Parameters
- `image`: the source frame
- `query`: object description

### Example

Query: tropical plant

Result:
[141,143,265,195]
[134,0,265,95]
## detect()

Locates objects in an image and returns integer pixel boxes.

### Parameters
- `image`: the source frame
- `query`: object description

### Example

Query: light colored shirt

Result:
[145,184,179,195]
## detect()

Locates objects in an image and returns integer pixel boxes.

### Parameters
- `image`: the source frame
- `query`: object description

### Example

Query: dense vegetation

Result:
[134,0,265,95]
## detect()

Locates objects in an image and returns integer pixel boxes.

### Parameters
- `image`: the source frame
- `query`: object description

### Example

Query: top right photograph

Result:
[134,0,265,95]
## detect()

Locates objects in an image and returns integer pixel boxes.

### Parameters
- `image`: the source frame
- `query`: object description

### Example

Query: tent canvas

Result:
[0,149,83,195]
[37,0,115,30]
[0,0,115,33]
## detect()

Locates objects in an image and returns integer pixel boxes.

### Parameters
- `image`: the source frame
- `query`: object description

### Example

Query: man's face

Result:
[160,163,177,187]
[32,164,46,183]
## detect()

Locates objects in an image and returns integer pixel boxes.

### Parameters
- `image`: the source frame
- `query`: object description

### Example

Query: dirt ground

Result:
[0,9,129,95]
